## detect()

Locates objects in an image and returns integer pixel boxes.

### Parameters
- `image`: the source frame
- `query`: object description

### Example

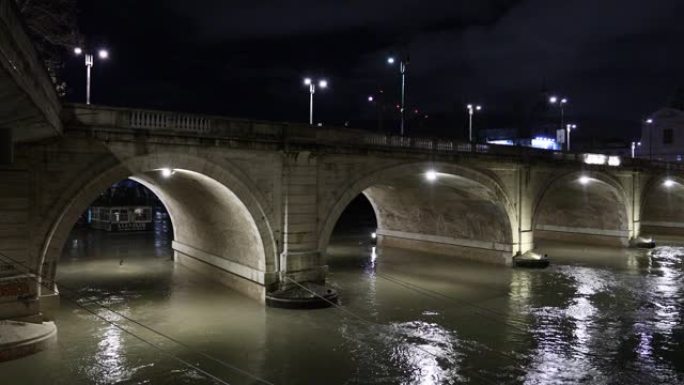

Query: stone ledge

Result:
[174,251,267,303]
[641,221,684,229]
[378,235,513,265]
[172,240,266,284]
[0,320,56,362]
[376,229,513,252]
[535,224,629,237]
[535,229,628,247]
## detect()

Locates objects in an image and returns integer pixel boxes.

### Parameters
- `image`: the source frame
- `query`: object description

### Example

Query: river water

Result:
[1,225,684,384]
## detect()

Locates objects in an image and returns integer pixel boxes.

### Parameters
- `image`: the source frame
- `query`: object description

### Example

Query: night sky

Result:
[63,0,684,143]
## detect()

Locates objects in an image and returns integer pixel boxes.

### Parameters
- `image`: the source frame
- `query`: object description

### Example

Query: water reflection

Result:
[337,319,461,385]
[510,242,684,384]
[91,314,127,384]
[3,233,684,384]
[390,321,462,385]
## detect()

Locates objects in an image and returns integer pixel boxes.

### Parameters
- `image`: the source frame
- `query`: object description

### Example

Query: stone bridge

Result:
[3,103,684,320]
[2,0,684,321]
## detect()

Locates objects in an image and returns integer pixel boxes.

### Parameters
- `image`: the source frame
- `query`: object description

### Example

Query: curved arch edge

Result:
[318,161,521,265]
[37,153,279,304]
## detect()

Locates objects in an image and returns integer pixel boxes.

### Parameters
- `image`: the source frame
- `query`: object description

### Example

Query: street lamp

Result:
[565,123,577,151]
[425,169,438,182]
[631,141,641,158]
[367,89,388,132]
[387,54,408,136]
[74,47,109,105]
[549,95,568,145]
[646,118,654,160]
[304,77,328,126]
[466,104,482,142]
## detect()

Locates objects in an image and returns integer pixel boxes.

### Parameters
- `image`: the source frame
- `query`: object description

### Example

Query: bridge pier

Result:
[279,151,328,288]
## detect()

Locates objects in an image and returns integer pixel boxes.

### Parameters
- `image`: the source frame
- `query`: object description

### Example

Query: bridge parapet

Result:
[62,104,684,172]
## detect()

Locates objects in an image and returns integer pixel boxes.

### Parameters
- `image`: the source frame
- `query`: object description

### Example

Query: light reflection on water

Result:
[1,230,684,384]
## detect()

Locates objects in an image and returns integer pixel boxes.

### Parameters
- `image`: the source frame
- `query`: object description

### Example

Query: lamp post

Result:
[466,104,482,142]
[646,118,654,160]
[304,78,327,126]
[387,55,408,136]
[631,141,641,158]
[367,91,386,132]
[74,47,109,105]
[565,123,577,151]
[549,95,568,144]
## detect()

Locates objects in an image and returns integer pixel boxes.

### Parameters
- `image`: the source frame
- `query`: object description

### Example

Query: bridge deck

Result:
[62,103,678,171]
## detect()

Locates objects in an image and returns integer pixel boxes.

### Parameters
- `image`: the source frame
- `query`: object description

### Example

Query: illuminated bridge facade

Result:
[2,104,684,321]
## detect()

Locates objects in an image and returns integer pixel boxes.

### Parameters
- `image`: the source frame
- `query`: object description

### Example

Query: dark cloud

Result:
[167,0,521,40]
[67,0,684,142]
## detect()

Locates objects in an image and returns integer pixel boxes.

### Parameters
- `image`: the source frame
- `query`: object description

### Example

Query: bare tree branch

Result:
[15,0,82,96]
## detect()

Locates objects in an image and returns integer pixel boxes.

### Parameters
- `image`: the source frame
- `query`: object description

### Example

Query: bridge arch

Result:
[640,174,684,237]
[532,170,632,246]
[319,162,519,264]
[39,152,277,301]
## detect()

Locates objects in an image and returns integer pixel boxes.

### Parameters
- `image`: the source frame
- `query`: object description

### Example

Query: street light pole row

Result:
[73,44,588,153]
[467,104,482,142]
[549,95,572,151]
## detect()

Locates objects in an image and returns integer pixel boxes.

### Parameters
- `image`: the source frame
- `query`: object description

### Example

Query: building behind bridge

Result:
[637,107,684,162]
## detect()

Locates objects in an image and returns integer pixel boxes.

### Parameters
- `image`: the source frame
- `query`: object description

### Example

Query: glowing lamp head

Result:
[425,170,438,182]
[98,49,109,59]
[318,80,328,89]
[303,78,312,86]
[579,176,590,185]
[561,98,568,104]
[368,96,374,102]
[664,179,675,188]
[74,47,83,55]
[371,232,377,239]
[646,118,654,124]
[161,168,173,178]
[387,57,395,64]
[467,104,473,110]
[476,105,482,111]
[549,96,558,104]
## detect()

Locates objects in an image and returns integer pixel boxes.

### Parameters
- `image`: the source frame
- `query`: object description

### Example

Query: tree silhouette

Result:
[15,0,82,96]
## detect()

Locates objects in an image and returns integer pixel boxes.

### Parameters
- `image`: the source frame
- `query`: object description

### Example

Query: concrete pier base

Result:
[38,288,60,321]
[0,320,56,362]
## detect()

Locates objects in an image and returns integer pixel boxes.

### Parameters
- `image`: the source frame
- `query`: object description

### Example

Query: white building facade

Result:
[637,108,684,161]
